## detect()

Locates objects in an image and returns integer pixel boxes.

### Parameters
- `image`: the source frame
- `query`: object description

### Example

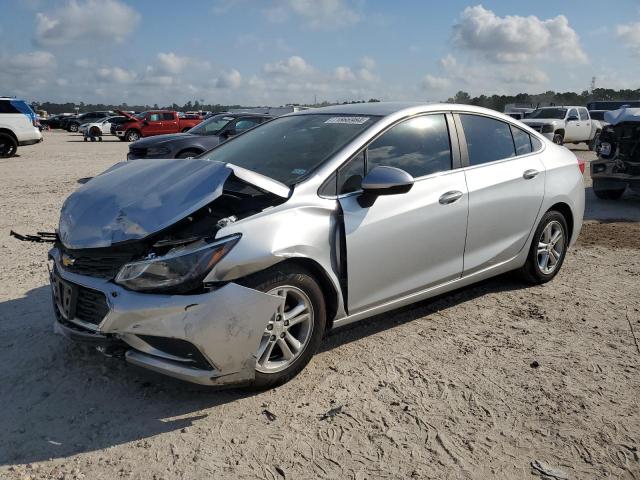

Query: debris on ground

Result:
[530,460,569,479]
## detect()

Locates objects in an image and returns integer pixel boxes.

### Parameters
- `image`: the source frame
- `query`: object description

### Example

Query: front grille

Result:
[59,248,133,279]
[75,285,109,325]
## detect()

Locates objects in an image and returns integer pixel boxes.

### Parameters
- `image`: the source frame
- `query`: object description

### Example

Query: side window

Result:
[0,100,20,114]
[568,108,578,120]
[234,118,260,132]
[579,108,589,121]
[148,113,162,122]
[531,136,543,151]
[460,114,515,165]
[337,151,366,194]
[367,114,451,177]
[510,125,532,155]
[162,113,175,120]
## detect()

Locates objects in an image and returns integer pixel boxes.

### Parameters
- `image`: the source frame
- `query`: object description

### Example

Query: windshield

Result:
[188,114,235,135]
[527,108,567,119]
[200,114,380,185]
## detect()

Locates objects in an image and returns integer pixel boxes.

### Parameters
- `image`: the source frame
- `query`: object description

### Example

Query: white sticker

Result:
[325,116,370,125]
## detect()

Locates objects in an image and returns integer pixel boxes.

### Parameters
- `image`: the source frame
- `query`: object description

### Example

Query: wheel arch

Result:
[0,128,18,142]
[176,147,203,158]
[554,128,565,137]
[547,202,574,241]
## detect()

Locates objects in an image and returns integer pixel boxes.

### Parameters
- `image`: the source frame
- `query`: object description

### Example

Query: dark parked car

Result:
[40,114,74,129]
[127,113,271,160]
[61,111,113,132]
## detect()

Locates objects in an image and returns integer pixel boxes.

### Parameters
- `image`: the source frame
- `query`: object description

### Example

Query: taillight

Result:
[576,156,586,174]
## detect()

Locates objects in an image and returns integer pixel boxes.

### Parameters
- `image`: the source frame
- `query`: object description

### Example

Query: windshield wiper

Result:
[10,230,58,243]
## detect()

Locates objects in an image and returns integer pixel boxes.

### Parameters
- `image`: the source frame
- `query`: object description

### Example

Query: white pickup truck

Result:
[522,106,602,150]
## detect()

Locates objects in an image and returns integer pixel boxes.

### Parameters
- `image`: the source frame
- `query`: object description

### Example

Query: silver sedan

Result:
[50,103,585,388]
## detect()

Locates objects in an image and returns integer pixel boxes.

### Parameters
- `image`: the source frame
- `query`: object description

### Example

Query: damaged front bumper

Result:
[49,247,283,386]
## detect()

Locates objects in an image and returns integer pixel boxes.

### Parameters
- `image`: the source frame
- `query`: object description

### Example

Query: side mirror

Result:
[142,120,149,126]
[567,115,579,122]
[358,166,414,207]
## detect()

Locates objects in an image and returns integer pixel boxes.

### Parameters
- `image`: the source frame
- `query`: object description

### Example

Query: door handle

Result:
[523,169,540,179]
[439,190,463,205]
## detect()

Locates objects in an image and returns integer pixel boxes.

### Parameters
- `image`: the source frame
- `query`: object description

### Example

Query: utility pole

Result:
[590,76,596,94]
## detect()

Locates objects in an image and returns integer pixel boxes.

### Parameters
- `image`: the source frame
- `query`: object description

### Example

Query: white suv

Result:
[0,97,43,158]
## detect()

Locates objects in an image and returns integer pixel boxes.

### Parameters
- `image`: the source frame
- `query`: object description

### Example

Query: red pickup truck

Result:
[115,110,203,142]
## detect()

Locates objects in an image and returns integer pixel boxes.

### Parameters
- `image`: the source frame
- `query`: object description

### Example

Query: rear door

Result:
[161,112,179,133]
[456,113,545,275]
[338,113,468,312]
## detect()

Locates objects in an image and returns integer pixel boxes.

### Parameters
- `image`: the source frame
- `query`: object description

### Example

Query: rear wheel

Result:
[68,123,79,132]
[0,133,18,158]
[519,210,568,285]
[125,130,140,142]
[239,265,326,389]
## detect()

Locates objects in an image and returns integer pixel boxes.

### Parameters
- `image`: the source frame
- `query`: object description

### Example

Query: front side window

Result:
[189,115,236,136]
[338,151,366,194]
[511,126,532,155]
[200,114,379,185]
[367,114,452,177]
[148,113,162,122]
[567,108,578,120]
[460,114,515,165]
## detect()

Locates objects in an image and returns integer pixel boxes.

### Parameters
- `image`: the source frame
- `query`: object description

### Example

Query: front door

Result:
[456,114,545,275]
[338,113,468,313]
[144,113,164,136]
[564,108,582,142]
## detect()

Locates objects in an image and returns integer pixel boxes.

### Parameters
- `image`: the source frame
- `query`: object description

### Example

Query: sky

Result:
[1,0,640,106]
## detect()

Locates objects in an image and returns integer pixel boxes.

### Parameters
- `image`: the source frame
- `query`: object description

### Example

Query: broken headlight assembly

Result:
[115,234,240,292]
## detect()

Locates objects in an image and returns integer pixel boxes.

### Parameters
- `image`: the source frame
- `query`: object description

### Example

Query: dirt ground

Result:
[1,131,639,480]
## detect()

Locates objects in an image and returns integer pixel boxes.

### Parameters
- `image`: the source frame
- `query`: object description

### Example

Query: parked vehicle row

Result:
[40,102,585,388]
[0,97,42,158]
[521,106,602,150]
[115,110,203,142]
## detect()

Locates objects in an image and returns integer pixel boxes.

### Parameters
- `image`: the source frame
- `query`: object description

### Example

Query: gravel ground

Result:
[1,131,639,479]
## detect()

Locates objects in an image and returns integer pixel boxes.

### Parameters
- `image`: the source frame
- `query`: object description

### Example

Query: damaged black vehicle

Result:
[591,107,640,199]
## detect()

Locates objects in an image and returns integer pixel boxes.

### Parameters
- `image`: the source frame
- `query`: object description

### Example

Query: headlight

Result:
[115,235,240,292]
[146,146,171,156]
[541,124,554,133]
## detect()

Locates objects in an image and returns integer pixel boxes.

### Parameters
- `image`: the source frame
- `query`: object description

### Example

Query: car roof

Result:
[289,102,518,121]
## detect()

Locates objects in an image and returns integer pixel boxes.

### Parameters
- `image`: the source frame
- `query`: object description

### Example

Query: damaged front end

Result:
[47,159,290,385]
[591,108,640,193]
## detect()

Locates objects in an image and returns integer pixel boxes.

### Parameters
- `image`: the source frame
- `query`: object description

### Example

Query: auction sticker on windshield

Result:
[325,116,370,125]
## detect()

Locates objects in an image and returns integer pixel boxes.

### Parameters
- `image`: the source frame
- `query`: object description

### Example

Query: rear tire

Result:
[0,133,18,158]
[519,210,568,285]
[593,180,625,199]
[68,123,79,133]
[238,265,326,389]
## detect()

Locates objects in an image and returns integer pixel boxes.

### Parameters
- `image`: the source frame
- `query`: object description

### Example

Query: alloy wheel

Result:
[537,220,565,275]
[255,286,314,374]
[0,140,17,157]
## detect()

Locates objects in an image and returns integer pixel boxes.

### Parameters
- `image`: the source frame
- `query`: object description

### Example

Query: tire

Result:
[588,131,601,151]
[519,210,569,285]
[125,130,140,142]
[68,123,79,133]
[593,180,625,200]
[238,264,327,389]
[176,149,201,159]
[552,133,564,145]
[0,133,18,158]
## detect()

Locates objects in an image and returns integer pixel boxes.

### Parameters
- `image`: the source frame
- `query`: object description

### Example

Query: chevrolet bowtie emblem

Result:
[61,254,76,267]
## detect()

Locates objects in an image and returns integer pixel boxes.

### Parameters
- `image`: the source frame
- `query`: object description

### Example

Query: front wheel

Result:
[519,211,568,285]
[0,133,18,158]
[68,123,79,132]
[552,133,564,145]
[588,131,601,151]
[125,130,140,142]
[239,265,326,389]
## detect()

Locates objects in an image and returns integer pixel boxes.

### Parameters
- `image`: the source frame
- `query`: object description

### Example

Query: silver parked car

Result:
[49,103,585,388]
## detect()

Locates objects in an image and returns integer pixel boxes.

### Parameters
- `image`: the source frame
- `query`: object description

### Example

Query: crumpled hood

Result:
[604,107,640,126]
[59,159,232,249]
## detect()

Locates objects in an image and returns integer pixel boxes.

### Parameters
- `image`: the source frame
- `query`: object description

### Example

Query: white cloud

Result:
[334,66,356,81]
[421,74,450,90]
[214,69,242,89]
[156,52,193,74]
[264,56,314,76]
[359,56,376,70]
[4,51,55,73]
[34,0,140,47]
[452,5,587,64]
[616,22,640,56]
[97,66,137,84]
[265,0,361,29]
